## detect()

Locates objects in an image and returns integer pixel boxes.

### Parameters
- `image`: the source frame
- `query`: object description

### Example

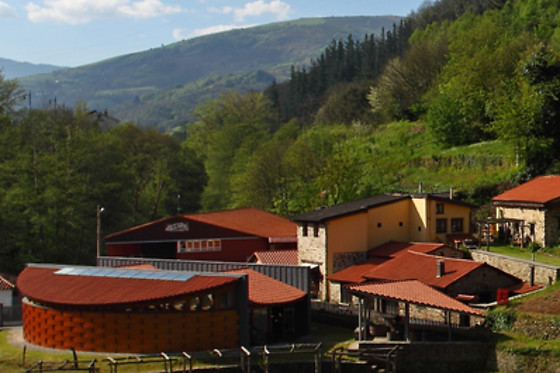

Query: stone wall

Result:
[298,223,328,299]
[471,249,560,286]
[496,206,550,246]
[358,341,493,373]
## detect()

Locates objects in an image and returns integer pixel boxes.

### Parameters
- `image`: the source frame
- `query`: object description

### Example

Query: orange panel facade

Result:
[22,301,239,353]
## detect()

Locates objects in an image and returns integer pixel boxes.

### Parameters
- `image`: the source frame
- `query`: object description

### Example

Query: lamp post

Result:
[96,205,104,261]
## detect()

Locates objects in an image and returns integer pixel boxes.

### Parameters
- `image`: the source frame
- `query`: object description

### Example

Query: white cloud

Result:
[220,0,291,22]
[25,0,184,24]
[0,1,17,18]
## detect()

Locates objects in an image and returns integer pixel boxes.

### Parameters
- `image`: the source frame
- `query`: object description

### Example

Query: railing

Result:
[106,353,175,373]
[329,345,401,373]
[19,343,321,373]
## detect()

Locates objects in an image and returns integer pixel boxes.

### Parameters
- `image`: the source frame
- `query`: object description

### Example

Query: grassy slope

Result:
[369,121,519,198]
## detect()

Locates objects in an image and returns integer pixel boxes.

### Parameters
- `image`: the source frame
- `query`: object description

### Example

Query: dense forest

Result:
[2,0,560,274]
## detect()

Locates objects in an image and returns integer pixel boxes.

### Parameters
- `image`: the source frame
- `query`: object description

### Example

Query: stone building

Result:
[291,193,474,300]
[492,175,560,248]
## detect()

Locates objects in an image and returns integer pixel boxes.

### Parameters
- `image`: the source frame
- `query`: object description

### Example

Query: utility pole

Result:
[96,205,104,262]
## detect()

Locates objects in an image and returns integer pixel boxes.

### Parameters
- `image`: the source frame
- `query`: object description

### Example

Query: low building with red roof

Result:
[17,264,248,353]
[17,262,311,353]
[0,274,14,308]
[104,207,297,262]
[226,268,308,344]
[362,251,536,302]
[327,241,465,304]
[247,249,298,266]
[348,280,486,342]
[328,242,540,306]
[492,175,560,247]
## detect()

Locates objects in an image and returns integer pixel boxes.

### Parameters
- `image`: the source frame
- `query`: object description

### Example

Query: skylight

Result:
[54,266,195,282]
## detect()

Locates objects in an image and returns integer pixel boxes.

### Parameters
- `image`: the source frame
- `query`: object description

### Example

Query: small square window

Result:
[377,222,382,228]
[451,218,464,233]
[313,224,319,237]
[399,221,403,227]
[436,218,447,233]
[436,203,444,214]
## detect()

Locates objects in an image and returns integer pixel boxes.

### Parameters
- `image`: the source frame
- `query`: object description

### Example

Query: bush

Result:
[487,309,517,332]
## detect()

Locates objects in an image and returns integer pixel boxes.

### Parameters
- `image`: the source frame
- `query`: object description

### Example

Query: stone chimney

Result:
[436,259,445,278]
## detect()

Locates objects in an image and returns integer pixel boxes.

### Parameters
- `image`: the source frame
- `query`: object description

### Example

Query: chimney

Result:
[436,259,445,278]
[449,186,454,199]
[418,182,422,193]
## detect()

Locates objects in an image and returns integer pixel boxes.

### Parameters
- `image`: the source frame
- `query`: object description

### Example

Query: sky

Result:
[0,0,428,68]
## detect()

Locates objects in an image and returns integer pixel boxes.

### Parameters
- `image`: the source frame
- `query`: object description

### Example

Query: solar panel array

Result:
[54,266,195,282]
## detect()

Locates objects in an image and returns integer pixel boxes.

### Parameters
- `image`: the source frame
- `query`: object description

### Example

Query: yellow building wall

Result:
[326,213,368,275]
[366,199,412,248]
[409,198,430,242]
[423,199,471,242]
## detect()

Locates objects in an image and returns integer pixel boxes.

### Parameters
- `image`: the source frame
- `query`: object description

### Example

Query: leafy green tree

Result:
[230,119,300,213]
[0,72,24,115]
[314,82,373,125]
[187,90,277,211]
[368,30,448,122]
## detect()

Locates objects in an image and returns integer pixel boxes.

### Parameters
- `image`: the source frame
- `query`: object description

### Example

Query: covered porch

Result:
[347,280,486,344]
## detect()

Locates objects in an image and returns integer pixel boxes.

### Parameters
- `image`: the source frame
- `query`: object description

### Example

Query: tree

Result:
[0,72,24,115]
[187,91,277,211]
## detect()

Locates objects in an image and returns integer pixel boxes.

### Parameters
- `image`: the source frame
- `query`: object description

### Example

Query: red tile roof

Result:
[348,280,485,317]
[17,265,239,307]
[250,250,298,265]
[368,241,448,259]
[327,259,386,283]
[185,207,296,240]
[329,242,457,284]
[362,251,485,290]
[492,175,560,204]
[507,281,543,295]
[0,275,14,291]
[105,207,296,241]
[226,268,306,305]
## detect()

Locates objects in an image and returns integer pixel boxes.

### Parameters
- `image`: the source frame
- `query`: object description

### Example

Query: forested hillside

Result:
[18,16,399,130]
[2,0,560,274]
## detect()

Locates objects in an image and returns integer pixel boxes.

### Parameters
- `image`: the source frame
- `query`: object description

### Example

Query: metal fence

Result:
[1,304,22,326]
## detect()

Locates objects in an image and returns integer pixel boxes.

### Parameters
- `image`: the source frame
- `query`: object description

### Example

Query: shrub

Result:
[487,309,517,332]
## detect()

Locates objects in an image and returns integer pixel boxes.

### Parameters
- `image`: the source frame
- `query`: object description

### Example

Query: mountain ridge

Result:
[0,57,66,80]
[16,16,401,129]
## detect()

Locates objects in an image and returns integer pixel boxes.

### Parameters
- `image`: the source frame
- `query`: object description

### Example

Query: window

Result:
[436,203,444,214]
[436,218,447,233]
[302,223,308,237]
[313,223,319,237]
[377,222,382,228]
[451,218,464,233]
[340,286,353,304]
[399,221,403,227]
[177,239,221,253]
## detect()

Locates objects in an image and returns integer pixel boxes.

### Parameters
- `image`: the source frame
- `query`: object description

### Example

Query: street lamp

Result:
[96,205,105,261]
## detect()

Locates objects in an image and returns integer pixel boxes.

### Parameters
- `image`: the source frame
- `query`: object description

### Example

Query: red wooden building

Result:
[104,207,297,262]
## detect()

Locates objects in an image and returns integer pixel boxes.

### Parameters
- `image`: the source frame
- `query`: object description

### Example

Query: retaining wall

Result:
[471,249,560,286]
